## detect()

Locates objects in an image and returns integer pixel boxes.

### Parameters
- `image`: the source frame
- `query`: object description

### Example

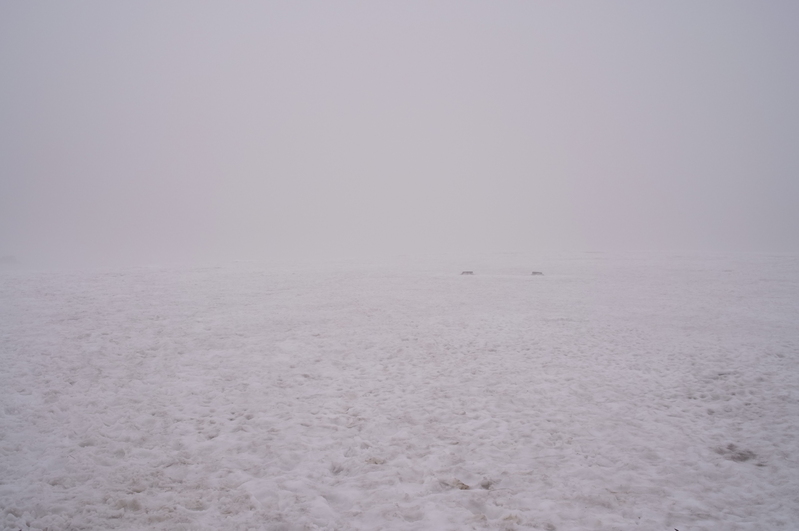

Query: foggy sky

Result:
[2,1,798,266]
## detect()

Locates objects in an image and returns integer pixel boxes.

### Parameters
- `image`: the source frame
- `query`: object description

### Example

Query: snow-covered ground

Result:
[2,252,798,530]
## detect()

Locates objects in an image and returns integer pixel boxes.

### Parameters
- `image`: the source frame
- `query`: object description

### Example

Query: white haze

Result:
[1,1,798,267]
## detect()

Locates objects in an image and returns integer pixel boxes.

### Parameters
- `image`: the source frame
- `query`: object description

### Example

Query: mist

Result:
[2,1,798,267]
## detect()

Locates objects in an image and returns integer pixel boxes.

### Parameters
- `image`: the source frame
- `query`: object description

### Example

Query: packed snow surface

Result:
[2,252,798,530]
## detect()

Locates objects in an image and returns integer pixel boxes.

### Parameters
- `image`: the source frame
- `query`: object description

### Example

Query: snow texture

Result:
[1,252,798,530]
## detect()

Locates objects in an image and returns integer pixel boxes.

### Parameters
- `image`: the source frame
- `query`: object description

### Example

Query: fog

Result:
[1,1,798,267]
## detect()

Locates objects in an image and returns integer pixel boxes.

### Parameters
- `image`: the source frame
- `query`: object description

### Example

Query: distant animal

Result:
[531,271,543,275]
[461,271,474,275]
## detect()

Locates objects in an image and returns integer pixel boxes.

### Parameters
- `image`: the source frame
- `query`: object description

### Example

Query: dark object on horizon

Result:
[531,271,543,275]
[461,271,474,275]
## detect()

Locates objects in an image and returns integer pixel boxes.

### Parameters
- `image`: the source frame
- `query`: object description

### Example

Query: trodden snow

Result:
[1,252,798,530]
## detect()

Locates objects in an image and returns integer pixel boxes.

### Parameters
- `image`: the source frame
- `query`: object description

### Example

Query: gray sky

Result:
[1,1,798,266]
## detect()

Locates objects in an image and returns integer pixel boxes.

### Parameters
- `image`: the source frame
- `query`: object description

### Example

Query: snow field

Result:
[1,253,798,530]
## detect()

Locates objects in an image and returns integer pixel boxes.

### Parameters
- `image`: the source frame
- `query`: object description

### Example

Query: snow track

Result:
[2,253,798,530]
